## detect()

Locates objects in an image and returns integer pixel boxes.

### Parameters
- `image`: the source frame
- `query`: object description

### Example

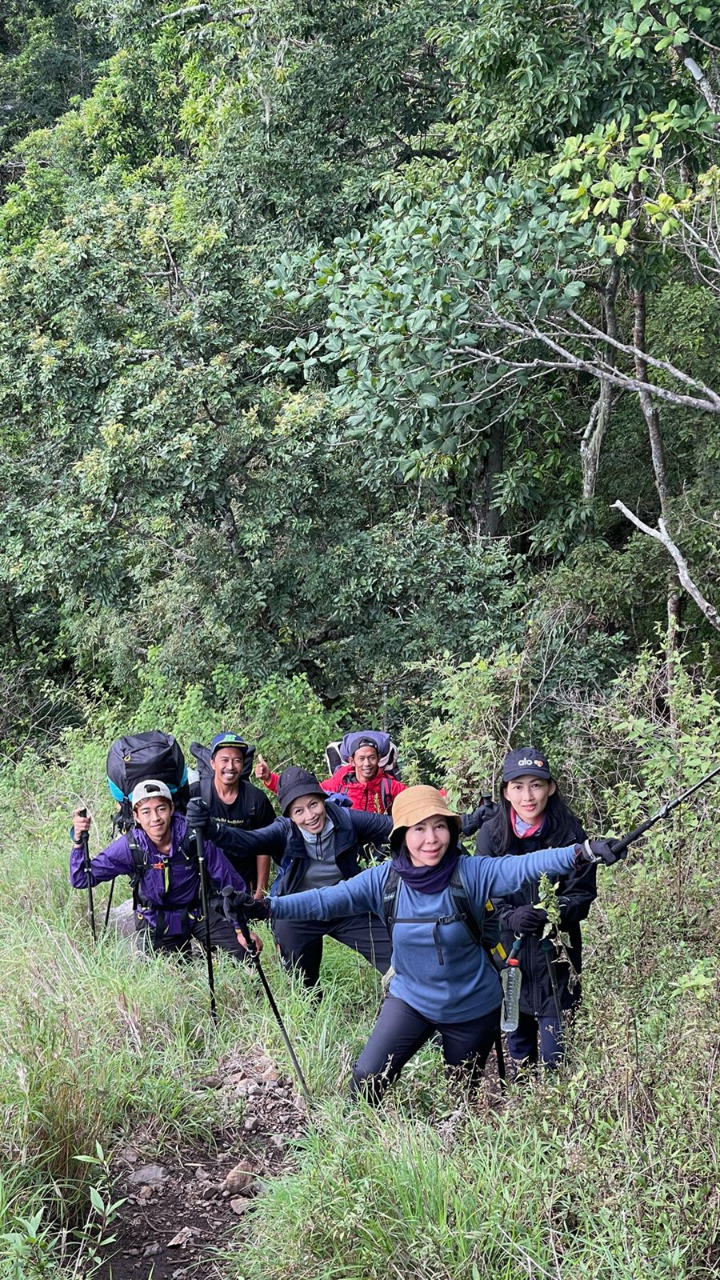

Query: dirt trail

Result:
[96,1047,307,1280]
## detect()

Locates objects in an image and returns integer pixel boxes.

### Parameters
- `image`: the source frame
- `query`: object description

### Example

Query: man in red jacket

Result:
[255,731,406,814]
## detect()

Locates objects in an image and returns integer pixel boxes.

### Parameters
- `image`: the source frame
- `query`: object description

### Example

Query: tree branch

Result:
[612,500,720,632]
[151,4,254,26]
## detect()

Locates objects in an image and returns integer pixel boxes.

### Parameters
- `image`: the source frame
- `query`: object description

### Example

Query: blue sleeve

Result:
[69,836,134,888]
[210,816,290,862]
[350,812,394,843]
[271,864,389,922]
[464,845,579,902]
[204,840,248,894]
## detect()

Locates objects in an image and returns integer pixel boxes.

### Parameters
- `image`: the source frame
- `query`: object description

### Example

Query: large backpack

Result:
[106,731,189,835]
[325,731,402,781]
[381,861,505,966]
[189,741,256,806]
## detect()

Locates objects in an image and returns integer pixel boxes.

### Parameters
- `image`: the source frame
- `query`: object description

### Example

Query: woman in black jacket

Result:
[476,746,596,1070]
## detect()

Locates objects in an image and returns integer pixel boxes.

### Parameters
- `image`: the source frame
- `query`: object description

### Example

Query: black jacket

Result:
[211,804,393,897]
[476,811,596,1018]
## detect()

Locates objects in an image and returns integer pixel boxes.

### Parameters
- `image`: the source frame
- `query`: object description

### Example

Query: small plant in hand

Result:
[537,872,579,990]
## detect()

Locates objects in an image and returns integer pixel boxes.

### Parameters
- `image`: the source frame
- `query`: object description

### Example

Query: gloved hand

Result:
[185,797,219,841]
[325,792,353,809]
[461,799,498,836]
[222,888,272,924]
[576,838,625,866]
[507,904,549,936]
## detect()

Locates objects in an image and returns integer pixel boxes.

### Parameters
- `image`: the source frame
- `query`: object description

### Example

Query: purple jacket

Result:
[69,813,246,936]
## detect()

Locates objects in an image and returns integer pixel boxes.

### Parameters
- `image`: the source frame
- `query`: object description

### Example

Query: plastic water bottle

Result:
[501,957,522,1033]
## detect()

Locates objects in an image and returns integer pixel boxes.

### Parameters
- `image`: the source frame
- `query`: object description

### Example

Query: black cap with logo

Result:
[502,747,552,782]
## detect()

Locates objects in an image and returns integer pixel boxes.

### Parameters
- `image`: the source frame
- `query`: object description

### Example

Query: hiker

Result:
[186,766,397,989]
[211,785,623,1101]
[70,780,261,959]
[255,731,406,814]
[475,747,595,1070]
[190,732,276,896]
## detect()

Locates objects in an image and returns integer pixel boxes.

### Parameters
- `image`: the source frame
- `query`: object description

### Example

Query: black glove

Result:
[576,838,625,866]
[185,797,219,841]
[222,888,272,924]
[507,904,548,936]
[461,799,499,836]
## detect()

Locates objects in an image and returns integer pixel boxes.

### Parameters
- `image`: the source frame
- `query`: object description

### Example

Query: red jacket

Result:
[263,765,406,814]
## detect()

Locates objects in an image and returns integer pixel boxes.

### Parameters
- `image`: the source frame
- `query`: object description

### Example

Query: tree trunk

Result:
[633,288,671,517]
[470,421,503,537]
[581,264,620,499]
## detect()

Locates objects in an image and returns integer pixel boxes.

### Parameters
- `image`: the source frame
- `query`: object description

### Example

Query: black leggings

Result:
[272,913,392,989]
[352,994,500,1103]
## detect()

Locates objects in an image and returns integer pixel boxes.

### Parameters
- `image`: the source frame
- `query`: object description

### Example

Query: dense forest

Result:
[2,3,720,1278]
[0,0,718,753]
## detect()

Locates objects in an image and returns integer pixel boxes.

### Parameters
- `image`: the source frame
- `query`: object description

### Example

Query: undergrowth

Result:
[1,657,719,1277]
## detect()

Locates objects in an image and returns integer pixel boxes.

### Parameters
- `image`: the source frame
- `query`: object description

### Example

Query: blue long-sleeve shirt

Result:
[271,845,581,1022]
[70,813,246,936]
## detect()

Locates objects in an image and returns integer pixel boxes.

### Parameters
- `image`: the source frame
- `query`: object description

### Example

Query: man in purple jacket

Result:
[70,779,260,958]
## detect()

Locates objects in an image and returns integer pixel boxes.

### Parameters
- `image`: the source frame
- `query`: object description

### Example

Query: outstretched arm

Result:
[271,864,387,922]
[464,844,579,904]
[350,812,394,843]
[203,840,249,894]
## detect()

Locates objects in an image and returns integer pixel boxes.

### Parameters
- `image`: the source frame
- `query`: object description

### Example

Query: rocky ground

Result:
[95,1046,308,1280]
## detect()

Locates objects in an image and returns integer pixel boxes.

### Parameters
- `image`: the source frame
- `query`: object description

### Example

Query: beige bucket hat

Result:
[390,785,462,850]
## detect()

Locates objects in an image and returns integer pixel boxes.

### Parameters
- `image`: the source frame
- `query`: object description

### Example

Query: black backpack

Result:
[325,737,402,782]
[106,732,189,835]
[381,861,505,965]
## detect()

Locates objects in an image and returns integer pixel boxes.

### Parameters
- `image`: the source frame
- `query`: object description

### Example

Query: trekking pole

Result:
[494,1026,507,1090]
[194,829,218,1024]
[78,808,96,942]
[222,889,311,1106]
[103,877,115,930]
[612,761,720,854]
[540,937,564,1037]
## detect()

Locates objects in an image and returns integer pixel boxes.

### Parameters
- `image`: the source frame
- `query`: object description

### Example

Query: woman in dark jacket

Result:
[475,746,596,1070]
[186,766,395,990]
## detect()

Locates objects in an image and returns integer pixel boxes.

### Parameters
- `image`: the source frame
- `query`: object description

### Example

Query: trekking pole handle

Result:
[77,808,96,941]
[221,888,258,954]
[77,807,90,857]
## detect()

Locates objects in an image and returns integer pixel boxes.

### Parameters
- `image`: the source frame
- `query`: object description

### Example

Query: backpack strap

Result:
[381,865,401,937]
[447,862,484,946]
[200,772,214,809]
[380,859,505,962]
[127,834,147,910]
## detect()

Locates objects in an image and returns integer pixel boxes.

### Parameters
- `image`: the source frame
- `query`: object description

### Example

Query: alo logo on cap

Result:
[517,756,546,768]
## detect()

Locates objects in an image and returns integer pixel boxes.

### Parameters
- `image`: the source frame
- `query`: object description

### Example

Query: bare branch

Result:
[151,4,254,26]
[460,319,720,415]
[612,500,720,632]
[683,55,720,118]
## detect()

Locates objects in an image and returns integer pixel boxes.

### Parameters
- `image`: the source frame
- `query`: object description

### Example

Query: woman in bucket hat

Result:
[220,784,621,1102]
[475,747,595,1071]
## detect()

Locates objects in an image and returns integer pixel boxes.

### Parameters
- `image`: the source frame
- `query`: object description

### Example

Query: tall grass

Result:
[1,684,719,1278]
